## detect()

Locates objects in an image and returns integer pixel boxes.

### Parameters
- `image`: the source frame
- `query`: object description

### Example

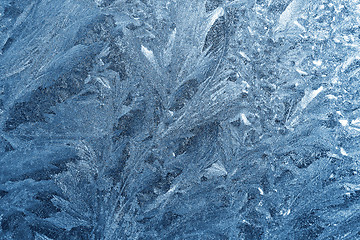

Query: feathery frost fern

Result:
[1,0,360,239]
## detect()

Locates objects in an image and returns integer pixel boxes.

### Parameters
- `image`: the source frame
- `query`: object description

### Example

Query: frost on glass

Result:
[0,0,360,239]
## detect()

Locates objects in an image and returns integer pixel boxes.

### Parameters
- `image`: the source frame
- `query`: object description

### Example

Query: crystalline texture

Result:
[1,0,360,239]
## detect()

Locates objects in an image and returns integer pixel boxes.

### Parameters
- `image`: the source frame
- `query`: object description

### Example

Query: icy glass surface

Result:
[1,0,360,239]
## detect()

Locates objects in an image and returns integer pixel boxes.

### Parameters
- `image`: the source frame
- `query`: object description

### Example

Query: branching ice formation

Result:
[0,0,360,239]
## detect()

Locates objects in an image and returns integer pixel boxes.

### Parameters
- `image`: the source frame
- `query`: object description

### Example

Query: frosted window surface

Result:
[0,0,360,239]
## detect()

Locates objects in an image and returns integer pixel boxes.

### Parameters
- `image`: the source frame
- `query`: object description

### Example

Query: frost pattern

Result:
[1,0,360,239]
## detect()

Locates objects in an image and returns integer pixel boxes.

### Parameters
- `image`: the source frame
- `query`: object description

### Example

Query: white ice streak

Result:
[141,45,161,74]
[207,7,224,32]
[239,51,251,61]
[296,68,308,75]
[341,55,360,73]
[299,86,324,110]
[241,113,251,126]
[326,95,337,100]
[163,28,177,66]
[293,20,306,32]
[95,77,111,89]
[141,45,156,65]
[288,86,324,127]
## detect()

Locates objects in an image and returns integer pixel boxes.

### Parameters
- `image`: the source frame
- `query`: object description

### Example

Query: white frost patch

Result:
[258,187,264,195]
[340,147,348,156]
[242,219,251,224]
[313,60,322,66]
[141,45,156,65]
[299,86,324,110]
[241,113,251,126]
[328,152,340,159]
[205,161,227,177]
[242,80,250,89]
[351,118,360,127]
[339,119,348,126]
[239,51,251,61]
[296,68,308,75]
[326,94,337,100]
